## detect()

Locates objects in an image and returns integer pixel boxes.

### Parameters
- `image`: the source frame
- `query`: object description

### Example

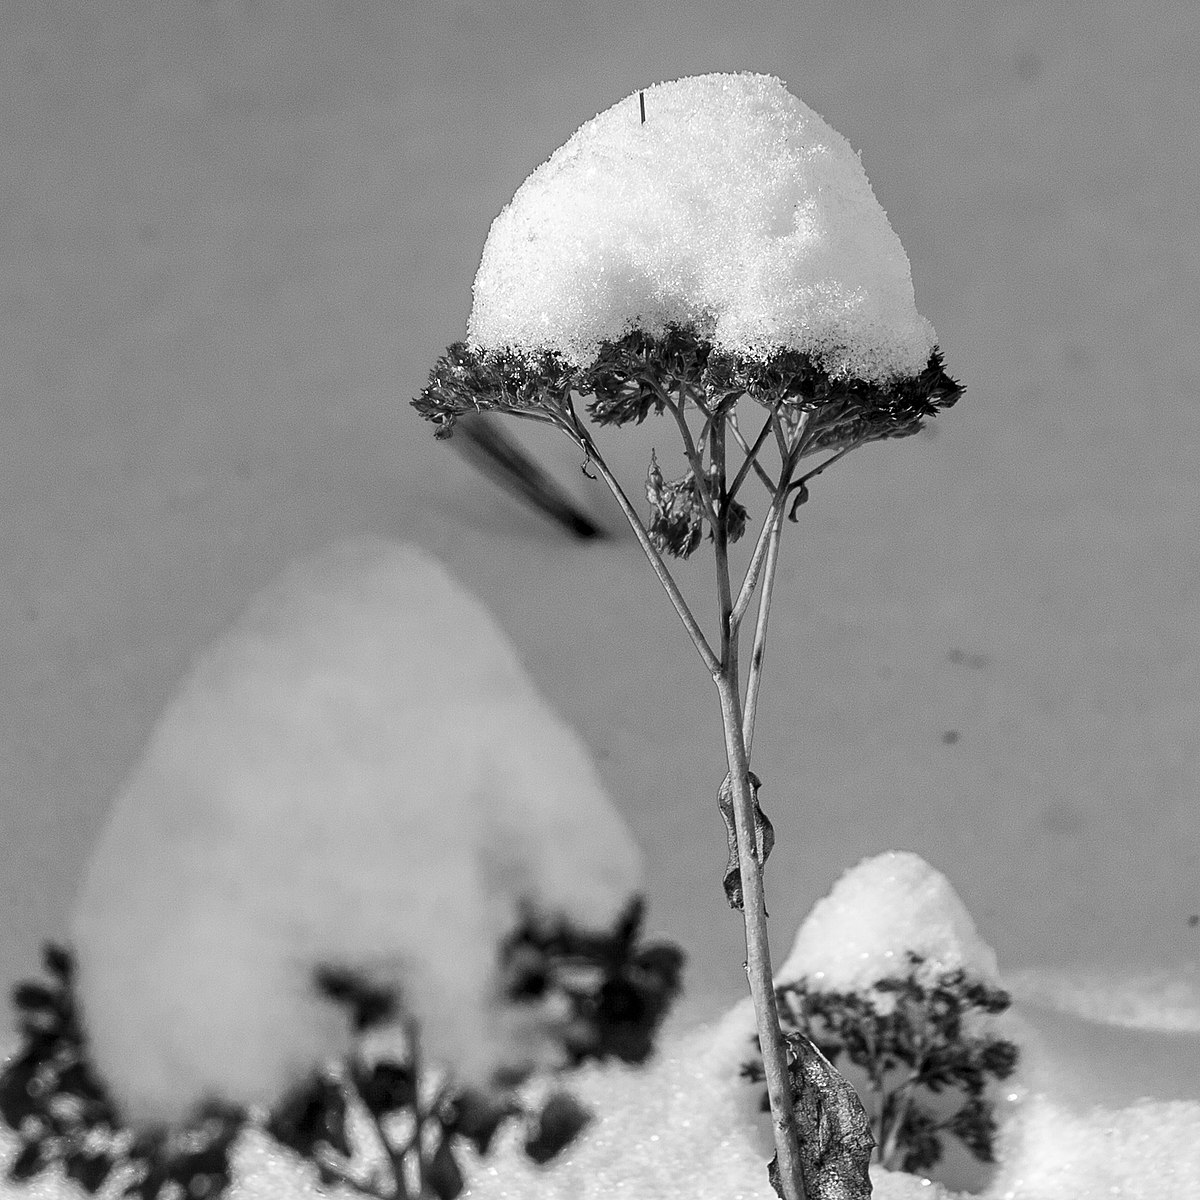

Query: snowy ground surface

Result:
[2,0,1199,1194]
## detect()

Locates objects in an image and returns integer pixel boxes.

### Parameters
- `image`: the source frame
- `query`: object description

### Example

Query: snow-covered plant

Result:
[2,906,680,1200]
[0,943,242,1200]
[1,540,682,1200]
[413,72,962,1200]
[744,951,1019,1175]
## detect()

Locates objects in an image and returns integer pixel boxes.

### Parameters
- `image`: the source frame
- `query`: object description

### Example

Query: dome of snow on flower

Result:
[468,72,937,384]
[414,73,961,450]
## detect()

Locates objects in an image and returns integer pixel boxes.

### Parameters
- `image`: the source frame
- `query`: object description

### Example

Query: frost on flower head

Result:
[777,850,1001,995]
[468,72,936,384]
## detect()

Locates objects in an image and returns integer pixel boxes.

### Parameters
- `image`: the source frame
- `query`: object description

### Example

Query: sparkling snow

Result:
[468,73,937,382]
[68,538,643,1128]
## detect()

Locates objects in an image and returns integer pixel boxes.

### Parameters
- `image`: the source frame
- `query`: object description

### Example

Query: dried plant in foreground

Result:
[414,324,962,1198]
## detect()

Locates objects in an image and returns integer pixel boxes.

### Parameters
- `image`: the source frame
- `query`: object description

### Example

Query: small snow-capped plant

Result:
[414,74,962,1200]
[746,951,1019,1175]
[748,853,1020,1184]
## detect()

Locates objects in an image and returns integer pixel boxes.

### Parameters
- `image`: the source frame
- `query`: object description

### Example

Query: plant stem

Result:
[710,412,735,649]
[566,423,720,675]
[738,415,805,752]
[666,390,709,498]
[879,1010,926,1170]
[710,414,806,1200]
[564,400,808,1200]
[741,502,784,757]
[789,441,861,494]
[716,673,806,1200]
[728,413,778,496]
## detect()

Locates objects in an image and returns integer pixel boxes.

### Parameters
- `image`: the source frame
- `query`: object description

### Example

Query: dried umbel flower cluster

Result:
[415,323,960,1200]
[415,326,960,491]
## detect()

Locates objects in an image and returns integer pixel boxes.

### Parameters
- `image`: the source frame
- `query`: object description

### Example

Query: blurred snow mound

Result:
[1005,964,1200,1034]
[69,537,643,1128]
[469,72,937,382]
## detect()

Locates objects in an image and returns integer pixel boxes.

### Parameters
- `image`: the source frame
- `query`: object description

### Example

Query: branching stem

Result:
[788,440,862,494]
[741,502,785,757]
[552,394,838,1200]
[879,1071,922,1170]
[559,419,720,677]
[705,411,806,1200]
[728,413,778,497]
[666,393,707,489]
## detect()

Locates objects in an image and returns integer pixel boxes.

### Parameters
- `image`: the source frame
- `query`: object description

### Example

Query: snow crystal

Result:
[777,851,1000,993]
[69,537,643,1128]
[468,72,937,383]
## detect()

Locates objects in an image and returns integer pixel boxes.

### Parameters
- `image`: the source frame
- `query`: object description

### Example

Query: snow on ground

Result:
[6,851,1200,1198]
[468,72,935,381]
[3,1008,1199,1200]
[456,999,1200,1200]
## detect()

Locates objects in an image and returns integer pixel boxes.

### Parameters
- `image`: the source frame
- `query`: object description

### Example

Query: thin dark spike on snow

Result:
[639,92,645,124]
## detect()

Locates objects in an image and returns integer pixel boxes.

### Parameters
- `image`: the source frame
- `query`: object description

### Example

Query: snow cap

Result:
[778,850,1000,992]
[469,72,937,383]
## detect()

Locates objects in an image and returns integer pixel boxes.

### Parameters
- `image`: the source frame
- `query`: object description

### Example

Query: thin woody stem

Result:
[710,411,806,1200]
[731,502,781,629]
[665,387,705,470]
[787,439,862,494]
[880,1075,921,1170]
[730,412,810,628]
[728,412,778,496]
[716,675,807,1200]
[561,418,720,676]
[741,503,785,757]
[740,413,807,750]
[491,405,562,426]
[710,414,735,653]
[665,391,716,518]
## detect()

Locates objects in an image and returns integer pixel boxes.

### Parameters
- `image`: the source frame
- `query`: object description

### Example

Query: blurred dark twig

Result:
[453,414,606,540]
